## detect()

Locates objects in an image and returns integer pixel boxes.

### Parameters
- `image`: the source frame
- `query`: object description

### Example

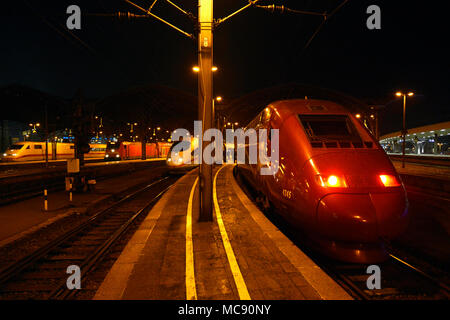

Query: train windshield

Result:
[8,144,24,150]
[106,142,119,150]
[169,140,191,153]
[299,115,362,143]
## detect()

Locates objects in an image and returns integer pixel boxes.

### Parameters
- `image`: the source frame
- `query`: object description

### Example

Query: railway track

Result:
[322,253,450,300]
[0,175,178,300]
[0,161,165,206]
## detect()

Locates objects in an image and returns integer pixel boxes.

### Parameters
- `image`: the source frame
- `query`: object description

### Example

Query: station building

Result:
[379,121,450,156]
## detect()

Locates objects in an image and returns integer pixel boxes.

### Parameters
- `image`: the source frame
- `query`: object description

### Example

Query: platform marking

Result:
[229,165,353,300]
[186,177,199,300]
[213,165,251,300]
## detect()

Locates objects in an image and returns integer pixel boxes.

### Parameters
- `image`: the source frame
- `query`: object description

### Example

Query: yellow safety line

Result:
[186,177,199,300]
[213,165,251,300]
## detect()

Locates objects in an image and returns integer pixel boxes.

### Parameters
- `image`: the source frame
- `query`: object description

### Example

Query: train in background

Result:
[237,99,409,263]
[165,137,199,174]
[1,141,106,162]
[104,141,172,161]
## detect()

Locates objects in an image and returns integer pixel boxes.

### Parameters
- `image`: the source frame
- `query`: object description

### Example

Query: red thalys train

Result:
[104,141,172,160]
[237,99,409,263]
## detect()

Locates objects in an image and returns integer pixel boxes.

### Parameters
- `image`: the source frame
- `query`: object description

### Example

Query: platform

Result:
[94,165,352,300]
[391,160,450,181]
[0,158,166,179]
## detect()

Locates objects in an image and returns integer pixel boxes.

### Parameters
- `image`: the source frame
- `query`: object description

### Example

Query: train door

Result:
[44,142,50,161]
[34,143,44,160]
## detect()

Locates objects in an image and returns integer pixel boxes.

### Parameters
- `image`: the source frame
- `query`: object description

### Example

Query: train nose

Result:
[316,192,408,242]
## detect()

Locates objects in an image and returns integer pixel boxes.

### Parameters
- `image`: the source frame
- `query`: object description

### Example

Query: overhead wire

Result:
[301,0,350,53]
[22,0,97,55]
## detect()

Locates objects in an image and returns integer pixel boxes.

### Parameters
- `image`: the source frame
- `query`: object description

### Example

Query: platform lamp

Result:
[395,91,414,168]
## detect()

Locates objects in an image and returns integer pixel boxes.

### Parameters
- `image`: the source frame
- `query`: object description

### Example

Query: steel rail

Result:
[0,176,170,287]
[49,183,173,299]
[389,254,450,295]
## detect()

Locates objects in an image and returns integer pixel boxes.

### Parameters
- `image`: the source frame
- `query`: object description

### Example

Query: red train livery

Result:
[104,141,172,160]
[238,99,409,263]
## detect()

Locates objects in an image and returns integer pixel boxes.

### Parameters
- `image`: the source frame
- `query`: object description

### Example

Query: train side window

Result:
[34,145,42,149]
[26,145,30,149]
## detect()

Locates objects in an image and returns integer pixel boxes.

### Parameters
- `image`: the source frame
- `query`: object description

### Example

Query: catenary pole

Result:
[198,0,213,221]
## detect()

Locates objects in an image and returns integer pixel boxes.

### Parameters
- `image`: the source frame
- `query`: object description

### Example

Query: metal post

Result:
[44,188,48,211]
[402,95,406,168]
[198,0,213,221]
[375,110,379,140]
[45,104,49,167]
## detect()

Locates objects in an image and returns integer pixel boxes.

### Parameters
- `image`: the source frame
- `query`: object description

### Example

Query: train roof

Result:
[268,99,350,116]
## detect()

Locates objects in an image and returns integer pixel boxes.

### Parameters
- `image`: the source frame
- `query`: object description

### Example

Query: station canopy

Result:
[379,121,450,156]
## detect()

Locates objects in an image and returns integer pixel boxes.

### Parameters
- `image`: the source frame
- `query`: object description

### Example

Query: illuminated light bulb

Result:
[327,175,339,187]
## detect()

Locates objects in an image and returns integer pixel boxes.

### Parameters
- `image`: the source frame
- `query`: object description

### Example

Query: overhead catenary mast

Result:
[197,0,214,221]
[112,0,342,221]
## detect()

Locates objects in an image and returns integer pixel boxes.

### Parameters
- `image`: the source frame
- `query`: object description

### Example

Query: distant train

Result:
[237,99,409,263]
[104,141,172,161]
[165,137,199,174]
[1,141,106,162]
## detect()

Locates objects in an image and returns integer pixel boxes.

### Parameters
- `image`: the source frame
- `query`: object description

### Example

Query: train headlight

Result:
[327,175,339,186]
[316,174,347,188]
[177,158,183,164]
[12,153,17,157]
[379,174,401,187]
[116,154,120,158]
[105,154,109,158]
[2,153,6,157]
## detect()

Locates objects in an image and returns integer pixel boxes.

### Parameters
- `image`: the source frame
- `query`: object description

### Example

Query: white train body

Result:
[1,142,106,162]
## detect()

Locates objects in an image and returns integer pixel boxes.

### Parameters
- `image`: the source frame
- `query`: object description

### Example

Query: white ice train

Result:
[1,141,106,162]
[166,137,199,173]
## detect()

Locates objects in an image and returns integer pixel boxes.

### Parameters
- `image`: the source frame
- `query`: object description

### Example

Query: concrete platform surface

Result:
[94,165,352,300]
[392,160,450,180]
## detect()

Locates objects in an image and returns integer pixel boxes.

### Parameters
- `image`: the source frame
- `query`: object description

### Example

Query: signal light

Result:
[379,174,401,187]
[316,174,347,188]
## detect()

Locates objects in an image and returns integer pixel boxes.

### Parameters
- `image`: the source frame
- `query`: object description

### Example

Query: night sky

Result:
[1,0,449,132]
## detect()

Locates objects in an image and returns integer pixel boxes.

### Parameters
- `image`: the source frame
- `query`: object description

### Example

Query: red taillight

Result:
[379,174,401,187]
[316,174,347,188]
